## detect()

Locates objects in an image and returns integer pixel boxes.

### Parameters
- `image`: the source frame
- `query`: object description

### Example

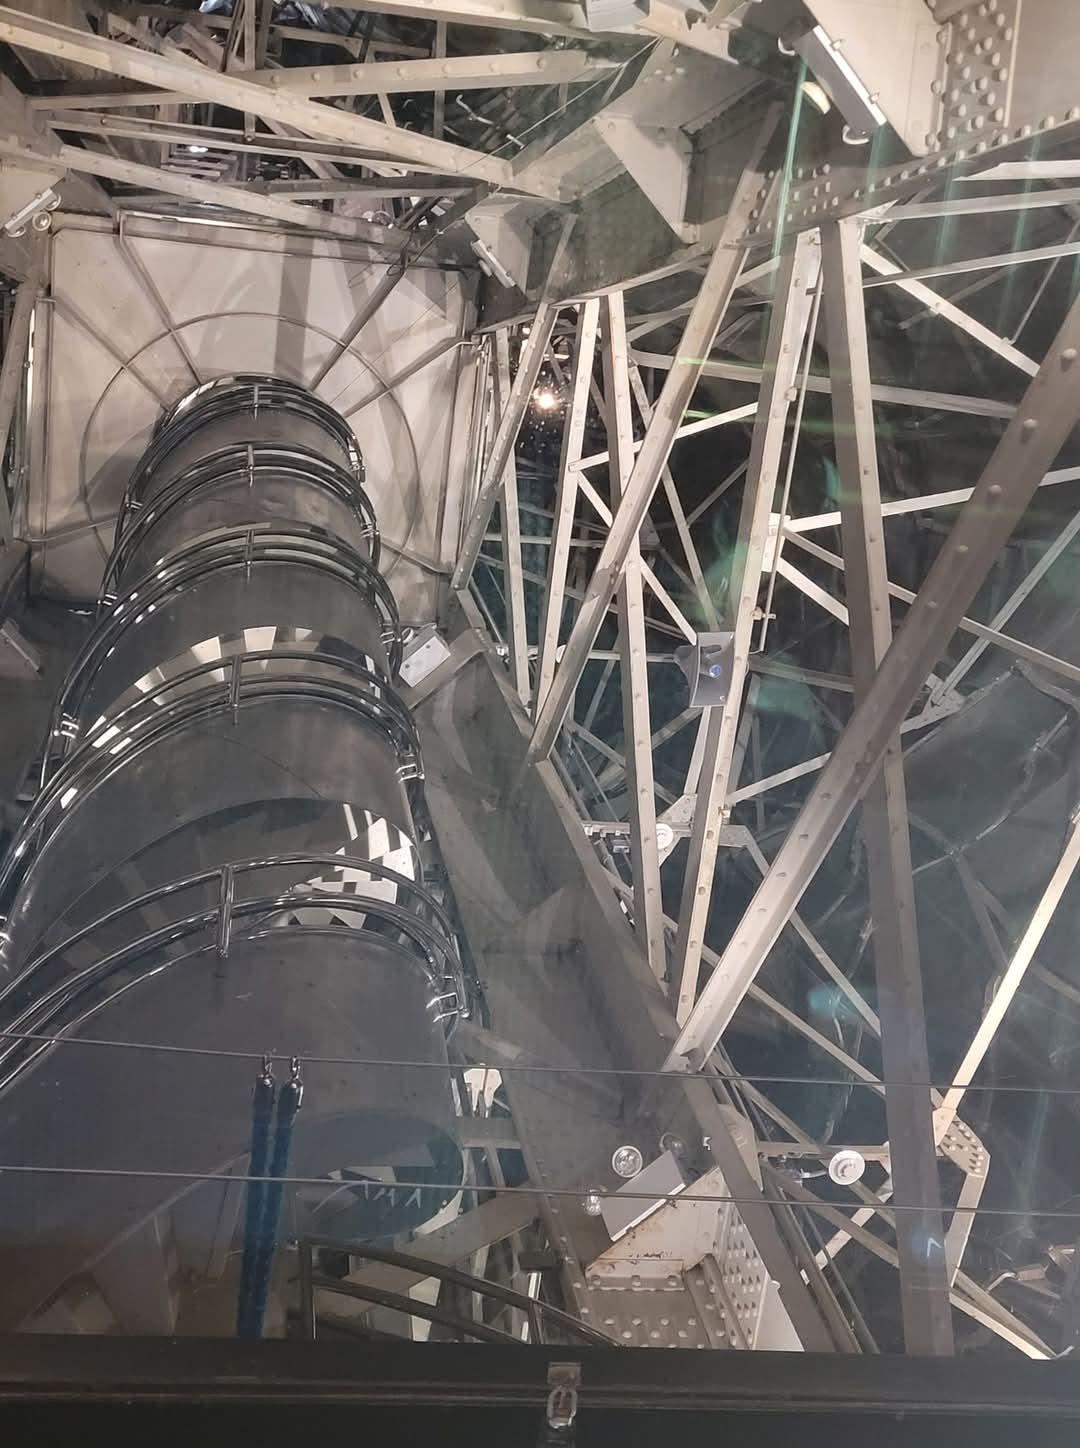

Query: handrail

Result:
[98,523,399,644]
[141,375,363,488]
[0,892,468,1094]
[106,443,380,593]
[9,659,425,916]
[48,523,403,755]
[42,643,415,785]
[298,1239,616,1347]
[0,852,461,1011]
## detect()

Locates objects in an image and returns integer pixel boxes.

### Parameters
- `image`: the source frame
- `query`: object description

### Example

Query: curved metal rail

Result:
[42,641,416,786]
[139,373,364,487]
[297,1238,616,1347]
[106,443,380,592]
[0,857,466,1088]
[11,654,426,918]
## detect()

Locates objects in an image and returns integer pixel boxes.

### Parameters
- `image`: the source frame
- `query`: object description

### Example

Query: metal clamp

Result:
[542,1362,581,1443]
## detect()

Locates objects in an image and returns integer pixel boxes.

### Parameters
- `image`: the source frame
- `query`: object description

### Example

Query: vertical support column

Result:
[0,247,42,547]
[822,217,953,1356]
[601,292,665,980]
[534,300,599,718]
[433,21,447,140]
[493,329,530,705]
[453,305,557,589]
[671,232,821,1025]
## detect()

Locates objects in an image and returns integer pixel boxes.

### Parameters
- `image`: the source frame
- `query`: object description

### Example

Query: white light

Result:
[801,78,831,115]
[532,387,558,412]
[186,144,210,155]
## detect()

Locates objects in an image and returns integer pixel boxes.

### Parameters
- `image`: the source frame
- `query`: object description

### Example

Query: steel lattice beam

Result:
[666,285,1080,1069]
[821,217,953,1358]
[671,231,820,1024]
[0,6,542,195]
[601,293,666,980]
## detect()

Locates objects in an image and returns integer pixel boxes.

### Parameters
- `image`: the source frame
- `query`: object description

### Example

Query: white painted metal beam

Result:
[0,138,369,238]
[0,246,41,546]
[493,330,531,707]
[933,812,1080,1146]
[860,243,1038,377]
[534,300,599,719]
[453,308,559,590]
[601,292,666,981]
[822,216,953,1358]
[631,348,1016,419]
[38,48,618,105]
[671,231,820,1026]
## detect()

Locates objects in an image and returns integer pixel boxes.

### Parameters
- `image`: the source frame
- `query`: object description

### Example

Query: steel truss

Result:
[454,145,1080,1358]
[3,0,1080,1364]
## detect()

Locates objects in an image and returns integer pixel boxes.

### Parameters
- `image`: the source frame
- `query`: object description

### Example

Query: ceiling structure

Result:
[0,0,1078,1366]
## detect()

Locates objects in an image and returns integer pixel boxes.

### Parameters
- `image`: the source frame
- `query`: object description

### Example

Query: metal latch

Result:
[541,1361,580,1444]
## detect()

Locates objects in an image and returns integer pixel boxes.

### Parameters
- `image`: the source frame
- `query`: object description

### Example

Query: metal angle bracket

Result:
[594,115,697,239]
[674,630,736,707]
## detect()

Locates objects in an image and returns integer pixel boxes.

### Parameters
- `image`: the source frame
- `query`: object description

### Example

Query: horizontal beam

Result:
[882,185,1080,220]
[37,48,617,106]
[247,48,618,98]
[631,348,1016,418]
[860,244,1038,377]
[0,5,538,194]
[0,138,374,238]
[40,111,474,185]
[783,466,1080,535]
[861,238,1080,289]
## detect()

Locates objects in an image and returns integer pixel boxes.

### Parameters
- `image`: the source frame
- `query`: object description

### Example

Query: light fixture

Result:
[800,78,832,116]
[783,21,887,141]
[828,1149,867,1186]
[186,143,210,155]
[532,386,558,412]
[611,1144,644,1179]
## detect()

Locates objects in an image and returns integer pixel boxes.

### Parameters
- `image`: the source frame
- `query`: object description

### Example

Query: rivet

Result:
[1021,417,1038,432]
[987,484,1003,497]
[1062,347,1078,365]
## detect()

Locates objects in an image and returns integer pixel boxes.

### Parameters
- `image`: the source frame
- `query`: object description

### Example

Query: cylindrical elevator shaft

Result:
[0,376,464,1332]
